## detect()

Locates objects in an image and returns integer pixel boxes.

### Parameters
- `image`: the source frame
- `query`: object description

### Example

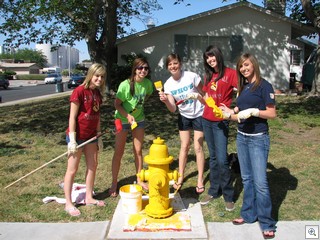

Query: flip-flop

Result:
[65,207,81,217]
[232,218,246,225]
[262,231,275,239]
[195,186,205,194]
[108,185,118,197]
[173,182,183,190]
[86,200,105,207]
[138,181,149,191]
[109,191,118,197]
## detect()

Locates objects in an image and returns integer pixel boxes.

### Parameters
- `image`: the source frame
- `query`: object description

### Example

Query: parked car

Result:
[44,73,62,84]
[0,75,10,89]
[67,74,85,89]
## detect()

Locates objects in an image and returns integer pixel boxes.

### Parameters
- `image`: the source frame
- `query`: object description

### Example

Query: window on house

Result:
[174,34,188,62]
[174,35,243,63]
[290,50,301,65]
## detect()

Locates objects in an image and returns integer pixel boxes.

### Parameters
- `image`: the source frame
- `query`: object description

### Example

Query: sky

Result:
[78,0,264,60]
[0,0,317,61]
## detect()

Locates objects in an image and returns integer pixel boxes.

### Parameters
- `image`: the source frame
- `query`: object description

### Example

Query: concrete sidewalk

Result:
[1,220,319,240]
[1,195,319,240]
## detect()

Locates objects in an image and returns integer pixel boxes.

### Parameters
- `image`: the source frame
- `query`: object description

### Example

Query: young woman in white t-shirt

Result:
[158,53,206,194]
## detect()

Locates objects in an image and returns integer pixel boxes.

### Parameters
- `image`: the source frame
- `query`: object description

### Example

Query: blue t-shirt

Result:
[236,79,275,134]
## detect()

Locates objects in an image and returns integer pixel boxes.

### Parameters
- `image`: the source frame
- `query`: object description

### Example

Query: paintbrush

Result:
[154,80,163,92]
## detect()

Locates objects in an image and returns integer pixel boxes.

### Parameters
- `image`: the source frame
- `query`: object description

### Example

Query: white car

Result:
[44,73,62,84]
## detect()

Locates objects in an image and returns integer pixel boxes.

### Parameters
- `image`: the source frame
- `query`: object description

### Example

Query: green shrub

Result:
[0,70,17,80]
[15,74,46,80]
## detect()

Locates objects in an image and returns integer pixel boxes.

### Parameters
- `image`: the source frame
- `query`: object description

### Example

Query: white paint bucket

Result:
[119,184,142,214]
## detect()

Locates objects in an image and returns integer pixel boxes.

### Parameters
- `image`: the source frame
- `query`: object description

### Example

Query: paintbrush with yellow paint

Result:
[154,80,163,92]
[131,121,137,130]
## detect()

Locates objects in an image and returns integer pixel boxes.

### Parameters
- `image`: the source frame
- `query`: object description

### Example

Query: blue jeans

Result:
[202,118,234,202]
[236,132,275,231]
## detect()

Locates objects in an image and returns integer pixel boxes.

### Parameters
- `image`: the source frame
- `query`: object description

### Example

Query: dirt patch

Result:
[276,121,320,148]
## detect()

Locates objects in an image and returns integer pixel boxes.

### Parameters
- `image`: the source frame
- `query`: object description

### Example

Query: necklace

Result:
[91,89,99,112]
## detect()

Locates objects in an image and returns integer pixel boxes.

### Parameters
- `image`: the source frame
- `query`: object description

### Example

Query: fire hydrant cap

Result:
[153,137,164,144]
[144,137,173,164]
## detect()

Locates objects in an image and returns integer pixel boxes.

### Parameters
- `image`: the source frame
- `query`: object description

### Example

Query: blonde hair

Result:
[82,63,107,96]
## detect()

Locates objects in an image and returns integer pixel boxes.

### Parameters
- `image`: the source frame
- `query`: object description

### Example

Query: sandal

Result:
[108,185,118,197]
[232,218,246,225]
[65,207,81,217]
[195,186,205,194]
[109,190,118,197]
[173,182,183,190]
[262,231,275,239]
[86,200,105,207]
[138,181,149,191]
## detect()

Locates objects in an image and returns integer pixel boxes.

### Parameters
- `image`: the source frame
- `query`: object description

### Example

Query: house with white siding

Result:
[116,1,317,91]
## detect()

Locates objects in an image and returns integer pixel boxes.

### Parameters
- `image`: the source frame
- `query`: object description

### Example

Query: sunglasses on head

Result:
[136,66,149,71]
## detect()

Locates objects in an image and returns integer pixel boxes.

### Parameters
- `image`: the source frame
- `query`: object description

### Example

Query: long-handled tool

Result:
[4,119,122,190]
[175,98,188,106]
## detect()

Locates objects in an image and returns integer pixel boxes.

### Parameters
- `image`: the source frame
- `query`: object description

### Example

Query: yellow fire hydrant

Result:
[137,137,179,218]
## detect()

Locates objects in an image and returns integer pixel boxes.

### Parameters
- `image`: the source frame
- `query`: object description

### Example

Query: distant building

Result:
[0,62,40,74]
[35,44,80,70]
[0,45,17,55]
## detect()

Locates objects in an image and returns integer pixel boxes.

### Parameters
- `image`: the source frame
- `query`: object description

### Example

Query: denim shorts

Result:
[121,120,146,131]
[66,135,98,144]
[178,115,203,131]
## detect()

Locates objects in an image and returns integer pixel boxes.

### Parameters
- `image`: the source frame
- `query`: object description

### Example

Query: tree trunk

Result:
[311,42,320,95]
[86,0,118,94]
[300,0,320,95]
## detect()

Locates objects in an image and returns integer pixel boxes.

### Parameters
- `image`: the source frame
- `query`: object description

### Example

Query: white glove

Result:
[222,111,231,120]
[219,104,231,120]
[68,132,78,154]
[186,92,199,100]
[98,137,103,152]
[237,108,259,122]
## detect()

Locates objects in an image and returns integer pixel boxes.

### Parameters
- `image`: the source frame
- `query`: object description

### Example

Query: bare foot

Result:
[173,177,183,190]
[138,181,149,191]
[108,184,118,197]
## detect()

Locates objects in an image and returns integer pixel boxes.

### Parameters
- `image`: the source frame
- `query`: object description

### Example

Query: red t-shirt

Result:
[202,67,237,121]
[66,85,102,140]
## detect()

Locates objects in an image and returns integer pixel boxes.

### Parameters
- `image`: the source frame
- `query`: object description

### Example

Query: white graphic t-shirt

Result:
[164,70,204,118]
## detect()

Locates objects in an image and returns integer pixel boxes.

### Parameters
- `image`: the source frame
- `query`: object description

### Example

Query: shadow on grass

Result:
[268,162,298,221]
[277,96,320,120]
[95,175,138,200]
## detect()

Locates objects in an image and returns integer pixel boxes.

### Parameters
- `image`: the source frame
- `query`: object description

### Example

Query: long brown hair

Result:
[129,58,150,96]
[236,53,261,95]
[203,46,225,86]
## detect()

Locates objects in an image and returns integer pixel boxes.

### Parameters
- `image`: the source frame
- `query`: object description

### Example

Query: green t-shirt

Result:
[115,78,154,123]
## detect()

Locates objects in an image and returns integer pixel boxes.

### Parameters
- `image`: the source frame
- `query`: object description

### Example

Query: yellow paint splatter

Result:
[124,212,191,232]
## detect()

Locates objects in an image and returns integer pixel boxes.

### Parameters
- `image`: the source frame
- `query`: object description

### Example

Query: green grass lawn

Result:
[0,93,319,223]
